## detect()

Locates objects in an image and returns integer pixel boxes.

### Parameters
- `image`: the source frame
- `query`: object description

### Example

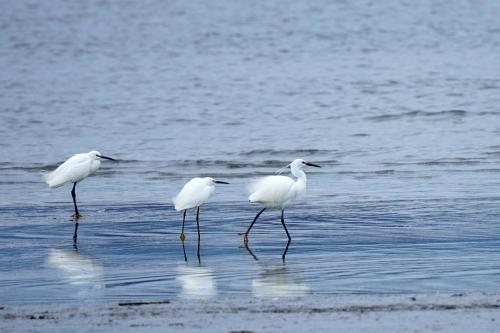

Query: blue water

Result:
[1,0,500,304]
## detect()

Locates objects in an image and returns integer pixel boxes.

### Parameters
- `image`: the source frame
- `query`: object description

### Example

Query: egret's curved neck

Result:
[290,165,307,200]
[291,165,306,182]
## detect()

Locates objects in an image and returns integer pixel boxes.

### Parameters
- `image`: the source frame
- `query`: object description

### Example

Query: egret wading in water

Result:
[43,151,116,242]
[244,159,321,259]
[173,177,229,260]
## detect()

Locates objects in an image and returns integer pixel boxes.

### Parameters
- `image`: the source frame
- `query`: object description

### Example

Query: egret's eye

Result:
[302,161,306,164]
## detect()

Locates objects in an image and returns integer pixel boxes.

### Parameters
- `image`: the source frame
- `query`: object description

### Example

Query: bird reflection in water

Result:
[242,243,309,297]
[47,247,104,297]
[242,239,291,261]
[176,263,217,299]
[252,263,310,298]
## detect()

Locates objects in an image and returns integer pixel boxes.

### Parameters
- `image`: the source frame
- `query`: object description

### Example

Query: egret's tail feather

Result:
[247,177,271,202]
[42,168,66,188]
[248,192,259,203]
[172,196,181,211]
[41,169,55,186]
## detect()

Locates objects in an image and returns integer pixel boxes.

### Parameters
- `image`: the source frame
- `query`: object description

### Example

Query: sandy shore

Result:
[2,293,499,333]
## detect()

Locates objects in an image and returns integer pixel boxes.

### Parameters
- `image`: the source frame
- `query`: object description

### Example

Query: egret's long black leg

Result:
[244,208,266,244]
[280,210,291,260]
[71,183,81,219]
[71,182,80,242]
[196,206,201,260]
[180,210,186,241]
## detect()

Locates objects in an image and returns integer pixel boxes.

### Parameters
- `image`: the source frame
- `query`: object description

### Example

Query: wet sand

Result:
[2,293,499,333]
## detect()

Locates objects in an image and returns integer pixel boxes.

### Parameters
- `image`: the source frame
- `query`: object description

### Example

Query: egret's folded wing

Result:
[248,175,294,204]
[44,154,90,187]
[174,178,214,211]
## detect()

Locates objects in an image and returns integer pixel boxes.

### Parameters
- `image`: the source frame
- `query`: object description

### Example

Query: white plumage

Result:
[44,152,102,188]
[173,177,216,211]
[248,175,300,209]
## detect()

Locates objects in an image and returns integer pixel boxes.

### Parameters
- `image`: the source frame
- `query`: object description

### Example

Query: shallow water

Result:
[1,0,500,304]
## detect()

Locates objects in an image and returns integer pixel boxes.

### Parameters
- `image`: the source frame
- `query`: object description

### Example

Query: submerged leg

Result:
[242,243,259,261]
[280,210,292,260]
[243,208,266,245]
[282,238,291,261]
[196,206,201,260]
[71,183,81,219]
[73,220,79,244]
[181,238,187,262]
[180,210,186,241]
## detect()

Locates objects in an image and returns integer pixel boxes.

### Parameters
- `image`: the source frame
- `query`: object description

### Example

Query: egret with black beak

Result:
[43,150,116,242]
[173,177,229,260]
[244,159,321,259]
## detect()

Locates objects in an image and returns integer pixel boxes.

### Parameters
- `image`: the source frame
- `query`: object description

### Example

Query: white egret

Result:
[244,159,320,258]
[43,151,116,242]
[173,177,229,259]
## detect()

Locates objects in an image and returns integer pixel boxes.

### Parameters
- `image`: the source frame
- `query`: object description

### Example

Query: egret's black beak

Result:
[97,155,116,161]
[214,180,230,184]
[305,162,321,168]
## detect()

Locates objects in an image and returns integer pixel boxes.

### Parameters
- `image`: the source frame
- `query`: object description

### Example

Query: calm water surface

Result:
[1,0,500,304]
